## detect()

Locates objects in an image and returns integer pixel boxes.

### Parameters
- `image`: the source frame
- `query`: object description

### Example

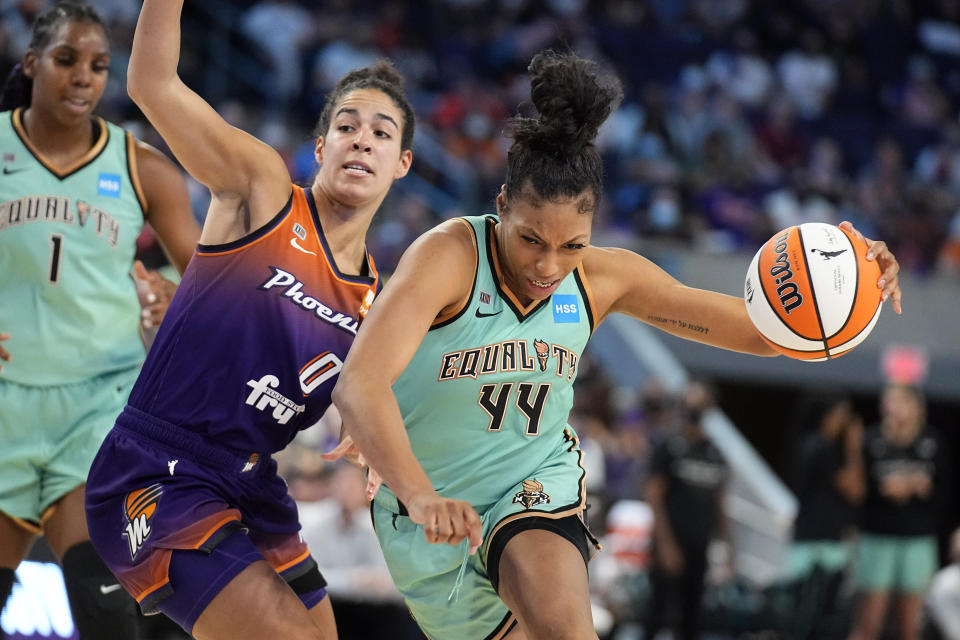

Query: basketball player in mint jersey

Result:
[84,1,413,638]
[332,52,904,640]
[0,3,198,638]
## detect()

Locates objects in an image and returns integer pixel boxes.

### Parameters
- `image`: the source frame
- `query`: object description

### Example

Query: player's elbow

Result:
[125,64,170,108]
[330,378,349,412]
[331,373,360,419]
[126,73,150,106]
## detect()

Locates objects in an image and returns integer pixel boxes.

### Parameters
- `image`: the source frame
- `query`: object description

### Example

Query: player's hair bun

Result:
[512,51,622,154]
[341,59,405,91]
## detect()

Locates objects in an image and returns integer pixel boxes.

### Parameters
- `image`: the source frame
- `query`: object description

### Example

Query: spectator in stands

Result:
[644,380,731,640]
[784,395,865,638]
[240,0,315,109]
[787,395,865,582]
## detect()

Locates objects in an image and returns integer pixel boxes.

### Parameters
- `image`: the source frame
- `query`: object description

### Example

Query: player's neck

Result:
[310,183,378,276]
[21,106,95,164]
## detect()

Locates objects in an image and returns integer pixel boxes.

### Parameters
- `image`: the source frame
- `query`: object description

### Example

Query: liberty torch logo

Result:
[513,479,550,509]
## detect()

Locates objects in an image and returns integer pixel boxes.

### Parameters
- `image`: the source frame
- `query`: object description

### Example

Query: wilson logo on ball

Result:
[744,223,883,361]
[768,230,804,315]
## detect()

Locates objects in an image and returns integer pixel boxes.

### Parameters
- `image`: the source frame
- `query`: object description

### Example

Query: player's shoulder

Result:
[582,245,644,272]
[579,245,652,306]
[413,217,478,257]
[130,136,177,169]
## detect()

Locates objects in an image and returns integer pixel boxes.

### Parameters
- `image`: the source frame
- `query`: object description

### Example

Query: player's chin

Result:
[332,182,386,207]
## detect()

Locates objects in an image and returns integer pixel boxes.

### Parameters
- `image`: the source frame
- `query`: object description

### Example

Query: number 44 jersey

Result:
[391,215,596,509]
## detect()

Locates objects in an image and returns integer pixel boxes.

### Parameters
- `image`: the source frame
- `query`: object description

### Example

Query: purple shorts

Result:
[85,406,327,632]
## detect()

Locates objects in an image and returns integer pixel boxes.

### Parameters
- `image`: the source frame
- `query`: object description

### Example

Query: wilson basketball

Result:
[743,223,883,361]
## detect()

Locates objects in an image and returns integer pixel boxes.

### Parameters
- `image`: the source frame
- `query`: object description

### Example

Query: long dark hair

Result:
[313,59,415,152]
[0,1,106,112]
[504,51,622,211]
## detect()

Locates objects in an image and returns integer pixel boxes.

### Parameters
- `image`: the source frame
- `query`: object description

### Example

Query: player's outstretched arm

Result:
[583,246,778,356]
[332,220,483,553]
[127,0,289,217]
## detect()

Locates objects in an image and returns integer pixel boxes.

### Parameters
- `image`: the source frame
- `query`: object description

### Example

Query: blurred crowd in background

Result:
[3,1,959,638]
[279,362,956,640]
[6,0,960,276]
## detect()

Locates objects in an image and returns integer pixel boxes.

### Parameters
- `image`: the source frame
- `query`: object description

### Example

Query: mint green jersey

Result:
[0,108,147,385]
[390,215,596,510]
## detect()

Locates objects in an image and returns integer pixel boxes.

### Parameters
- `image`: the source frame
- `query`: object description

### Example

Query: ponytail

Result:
[0,64,32,111]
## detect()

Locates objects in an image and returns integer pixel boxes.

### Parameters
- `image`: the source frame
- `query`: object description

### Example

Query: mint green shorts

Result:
[0,367,139,524]
[372,430,594,640]
[786,540,852,580]
[854,533,937,593]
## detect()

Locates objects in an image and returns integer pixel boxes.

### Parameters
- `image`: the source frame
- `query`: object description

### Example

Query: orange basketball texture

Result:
[744,223,883,361]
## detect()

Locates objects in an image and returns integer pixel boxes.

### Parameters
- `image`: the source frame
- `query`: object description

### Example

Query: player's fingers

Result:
[437,516,459,546]
[133,259,150,281]
[839,220,865,243]
[889,280,903,315]
[365,468,383,500]
[141,302,170,328]
[864,238,886,261]
[876,251,900,281]
[425,514,441,544]
[439,502,481,550]
[321,437,355,462]
[148,273,176,301]
[464,506,483,555]
[131,264,156,306]
[0,333,10,362]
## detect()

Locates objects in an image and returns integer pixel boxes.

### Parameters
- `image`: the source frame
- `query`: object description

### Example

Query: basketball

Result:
[743,223,883,361]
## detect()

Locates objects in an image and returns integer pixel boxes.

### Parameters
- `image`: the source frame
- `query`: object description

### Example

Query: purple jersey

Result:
[128,185,378,454]
[86,186,372,628]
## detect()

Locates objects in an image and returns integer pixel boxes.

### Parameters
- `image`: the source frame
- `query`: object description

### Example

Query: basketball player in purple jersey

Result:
[83,1,414,638]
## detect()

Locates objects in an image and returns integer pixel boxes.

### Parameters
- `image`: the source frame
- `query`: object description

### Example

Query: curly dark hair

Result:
[504,51,623,211]
[313,59,415,152]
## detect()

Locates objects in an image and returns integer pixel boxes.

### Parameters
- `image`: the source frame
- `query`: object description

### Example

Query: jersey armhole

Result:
[126,132,149,216]
[431,218,478,329]
[196,190,294,255]
[573,264,598,334]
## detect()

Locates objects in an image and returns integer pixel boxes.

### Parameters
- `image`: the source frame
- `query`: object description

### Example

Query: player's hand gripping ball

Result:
[744,223,883,361]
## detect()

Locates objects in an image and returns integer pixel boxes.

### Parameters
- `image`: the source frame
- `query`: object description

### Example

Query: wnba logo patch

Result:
[122,484,162,560]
